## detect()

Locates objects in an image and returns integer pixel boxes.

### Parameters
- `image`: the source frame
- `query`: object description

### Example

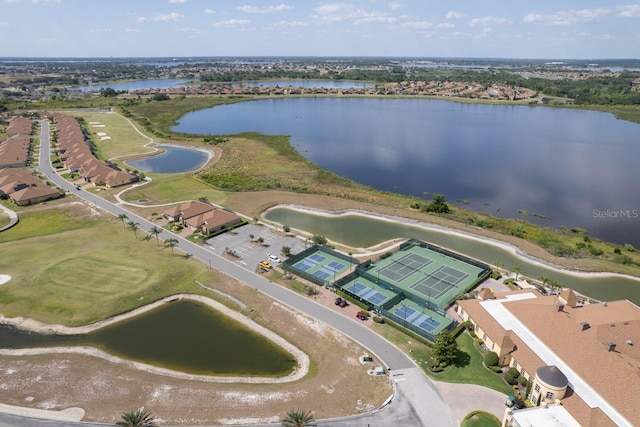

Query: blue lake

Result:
[172,98,640,246]
[127,145,209,173]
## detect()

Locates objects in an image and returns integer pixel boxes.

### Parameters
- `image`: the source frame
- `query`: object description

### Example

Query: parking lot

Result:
[205,223,309,271]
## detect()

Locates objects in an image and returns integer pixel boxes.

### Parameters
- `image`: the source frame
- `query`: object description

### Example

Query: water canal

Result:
[264,206,640,305]
[0,300,296,377]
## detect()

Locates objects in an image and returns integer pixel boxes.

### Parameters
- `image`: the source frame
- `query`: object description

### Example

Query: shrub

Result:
[518,376,529,387]
[372,316,385,324]
[624,244,635,252]
[504,371,518,385]
[484,351,499,367]
[507,367,520,378]
[490,270,502,280]
[489,366,502,373]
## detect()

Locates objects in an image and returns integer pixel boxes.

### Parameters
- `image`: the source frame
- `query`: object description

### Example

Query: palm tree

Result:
[512,264,522,281]
[116,407,157,427]
[127,221,140,240]
[117,213,128,231]
[164,237,178,256]
[149,226,163,246]
[281,409,316,427]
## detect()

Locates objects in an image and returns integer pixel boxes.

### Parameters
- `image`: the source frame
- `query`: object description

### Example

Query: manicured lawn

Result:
[431,333,513,395]
[0,205,98,244]
[0,210,9,228]
[121,173,227,205]
[0,208,212,326]
[461,411,501,427]
[72,111,155,160]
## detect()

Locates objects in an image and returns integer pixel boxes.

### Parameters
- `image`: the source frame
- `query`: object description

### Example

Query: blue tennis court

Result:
[393,305,442,333]
[309,253,326,263]
[313,270,331,280]
[345,281,390,306]
[327,261,345,270]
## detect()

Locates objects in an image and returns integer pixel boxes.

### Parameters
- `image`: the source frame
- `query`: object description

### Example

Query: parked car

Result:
[259,261,272,269]
[335,297,343,306]
[268,254,282,263]
[356,311,368,320]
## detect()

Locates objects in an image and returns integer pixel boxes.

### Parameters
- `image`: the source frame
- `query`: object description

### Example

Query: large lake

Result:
[172,98,640,246]
[72,78,193,92]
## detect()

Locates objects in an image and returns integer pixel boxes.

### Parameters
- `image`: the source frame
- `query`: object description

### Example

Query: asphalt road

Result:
[11,120,459,427]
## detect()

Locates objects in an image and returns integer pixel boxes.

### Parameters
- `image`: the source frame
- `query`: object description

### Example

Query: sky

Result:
[1,0,639,59]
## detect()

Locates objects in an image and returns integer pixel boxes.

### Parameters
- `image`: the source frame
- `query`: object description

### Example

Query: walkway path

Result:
[0,204,18,232]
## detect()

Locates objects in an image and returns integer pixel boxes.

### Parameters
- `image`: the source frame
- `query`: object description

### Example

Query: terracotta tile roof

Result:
[186,208,242,230]
[164,200,215,221]
[505,296,640,424]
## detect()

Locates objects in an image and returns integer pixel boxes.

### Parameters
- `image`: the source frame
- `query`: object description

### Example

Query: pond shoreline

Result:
[0,294,310,384]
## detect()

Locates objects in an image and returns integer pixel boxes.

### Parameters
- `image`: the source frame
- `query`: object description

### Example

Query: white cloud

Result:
[616,4,640,18]
[469,16,512,28]
[5,0,23,3]
[89,28,112,33]
[445,11,466,20]
[388,1,401,10]
[271,20,308,27]
[32,0,60,5]
[204,8,215,15]
[212,19,250,28]
[169,0,186,3]
[401,21,432,30]
[125,28,141,32]
[176,27,200,33]
[237,4,292,14]
[0,21,8,27]
[436,22,455,29]
[313,3,395,24]
[138,12,184,23]
[523,8,609,26]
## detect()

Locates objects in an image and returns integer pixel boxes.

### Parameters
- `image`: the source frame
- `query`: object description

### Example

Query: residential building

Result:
[457,289,640,426]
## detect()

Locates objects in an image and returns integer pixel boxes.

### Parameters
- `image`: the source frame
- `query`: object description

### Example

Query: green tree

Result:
[281,246,291,256]
[432,330,458,367]
[425,194,450,214]
[100,87,118,97]
[311,234,327,245]
[117,213,129,231]
[127,221,140,240]
[484,351,499,367]
[512,264,522,281]
[149,226,163,246]
[164,238,178,256]
[283,224,291,233]
[116,407,157,427]
[280,409,316,427]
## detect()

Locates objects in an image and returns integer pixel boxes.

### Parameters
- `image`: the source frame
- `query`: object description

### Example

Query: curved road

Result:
[14,120,458,427]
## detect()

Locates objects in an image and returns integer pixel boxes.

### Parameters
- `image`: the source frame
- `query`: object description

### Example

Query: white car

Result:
[268,254,282,264]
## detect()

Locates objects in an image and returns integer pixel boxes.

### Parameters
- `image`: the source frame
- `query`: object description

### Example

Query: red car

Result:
[356,311,368,320]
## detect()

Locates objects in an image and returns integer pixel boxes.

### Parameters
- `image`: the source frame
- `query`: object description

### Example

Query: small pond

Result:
[0,300,296,377]
[227,80,375,89]
[127,145,209,173]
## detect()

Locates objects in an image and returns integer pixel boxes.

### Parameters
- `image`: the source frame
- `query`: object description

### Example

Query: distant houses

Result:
[0,115,62,206]
[163,200,243,235]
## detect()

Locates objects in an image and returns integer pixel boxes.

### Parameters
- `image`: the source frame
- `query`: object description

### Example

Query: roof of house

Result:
[486,291,640,426]
[164,200,215,220]
[187,208,241,229]
[536,365,568,388]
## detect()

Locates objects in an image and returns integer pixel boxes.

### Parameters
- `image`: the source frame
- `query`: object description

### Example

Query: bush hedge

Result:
[484,351,499,367]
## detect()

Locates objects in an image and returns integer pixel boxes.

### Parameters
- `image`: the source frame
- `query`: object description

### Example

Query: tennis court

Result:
[343,279,394,306]
[366,243,486,308]
[291,250,350,283]
[391,302,449,335]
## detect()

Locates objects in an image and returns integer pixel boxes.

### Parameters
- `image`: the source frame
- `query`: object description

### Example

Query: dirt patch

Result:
[0,278,391,425]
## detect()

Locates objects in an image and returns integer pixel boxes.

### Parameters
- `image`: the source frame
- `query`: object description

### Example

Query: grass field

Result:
[461,411,502,427]
[120,173,228,205]
[71,111,155,160]
[0,204,211,326]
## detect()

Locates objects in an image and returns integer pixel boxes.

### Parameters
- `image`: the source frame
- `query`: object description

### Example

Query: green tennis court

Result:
[366,243,486,308]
